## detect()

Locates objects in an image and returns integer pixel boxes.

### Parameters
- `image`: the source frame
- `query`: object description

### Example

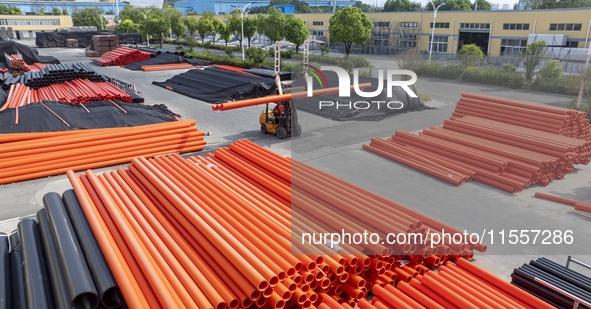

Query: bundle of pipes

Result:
[0,79,133,109]
[1,191,125,309]
[91,47,152,66]
[0,120,205,185]
[28,62,48,71]
[141,63,195,71]
[6,53,30,76]
[365,258,555,309]
[454,93,591,140]
[65,139,483,309]
[364,114,591,193]
[2,62,105,90]
[214,65,260,77]
[512,257,591,308]
[534,192,591,213]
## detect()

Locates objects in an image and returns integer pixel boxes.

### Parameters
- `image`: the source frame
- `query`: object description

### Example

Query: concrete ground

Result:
[1,41,590,282]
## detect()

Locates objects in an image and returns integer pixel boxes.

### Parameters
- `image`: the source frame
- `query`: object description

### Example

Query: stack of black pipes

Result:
[512,257,591,309]
[2,63,106,90]
[0,191,125,309]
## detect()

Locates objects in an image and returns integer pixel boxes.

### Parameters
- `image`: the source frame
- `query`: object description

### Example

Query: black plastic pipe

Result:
[17,219,53,309]
[62,190,124,308]
[44,192,99,309]
[9,232,25,309]
[0,233,11,309]
[37,209,70,309]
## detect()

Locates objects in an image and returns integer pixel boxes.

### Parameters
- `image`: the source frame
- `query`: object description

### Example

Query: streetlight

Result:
[137,9,154,47]
[428,1,445,65]
[231,2,254,61]
[168,15,173,41]
[99,12,106,30]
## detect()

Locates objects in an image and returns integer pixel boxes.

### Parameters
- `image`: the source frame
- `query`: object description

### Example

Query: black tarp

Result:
[36,31,142,48]
[244,67,291,80]
[124,53,210,70]
[153,67,277,104]
[292,71,428,121]
[0,101,177,133]
[0,41,59,65]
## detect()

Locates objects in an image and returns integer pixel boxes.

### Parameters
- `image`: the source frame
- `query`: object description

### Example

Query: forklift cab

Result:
[259,100,300,139]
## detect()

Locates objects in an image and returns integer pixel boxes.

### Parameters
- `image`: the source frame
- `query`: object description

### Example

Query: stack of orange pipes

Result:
[0,79,133,109]
[7,54,31,76]
[363,258,556,309]
[0,120,205,185]
[365,114,591,193]
[28,63,48,71]
[214,65,260,77]
[454,93,591,140]
[65,139,484,309]
[535,192,591,213]
[91,47,152,66]
[141,63,195,71]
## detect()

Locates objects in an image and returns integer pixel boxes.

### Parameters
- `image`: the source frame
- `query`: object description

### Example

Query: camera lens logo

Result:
[303,64,328,89]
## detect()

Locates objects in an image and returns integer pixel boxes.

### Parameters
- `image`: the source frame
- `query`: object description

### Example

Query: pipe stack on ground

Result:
[1,79,134,109]
[65,139,484,309]
[535,192,591,213]
[512,257,591,308]
[364,108,591,193]
[92,47,152,66]
[2,63,105,90]
[6,54,30,76]
[28,63,48,71]
[367,258,556,309]
[141,63,195,71]
[1,191,125,309]
[454,93,591,140]
[0,120,205,185]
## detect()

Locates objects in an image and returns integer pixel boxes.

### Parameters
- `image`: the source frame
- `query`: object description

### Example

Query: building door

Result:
[458,31,490,54]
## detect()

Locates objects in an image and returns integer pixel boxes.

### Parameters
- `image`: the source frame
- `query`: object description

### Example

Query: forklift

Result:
[259,39,324,139]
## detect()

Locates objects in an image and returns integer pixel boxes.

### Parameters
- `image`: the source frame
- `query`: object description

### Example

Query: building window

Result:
[399,22,417,28]
[502,23,529,30]
[373,21,390,27]
[429,36,448,53]
[309,30,324,36]
[549,23,582,31]
[459,23,490,30]
[430,22,450,29]
[566,41,579,47]
[500,39,527,56]
[312,21,323,26]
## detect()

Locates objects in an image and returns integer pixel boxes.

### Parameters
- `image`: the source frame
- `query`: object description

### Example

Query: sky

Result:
[357,0,519,9]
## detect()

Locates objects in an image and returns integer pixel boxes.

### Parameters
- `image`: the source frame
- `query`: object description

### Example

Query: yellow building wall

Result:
[295,8,591,56]
[0,15,73,31]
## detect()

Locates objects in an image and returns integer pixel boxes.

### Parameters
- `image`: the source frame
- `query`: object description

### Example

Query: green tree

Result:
[37,7,46,15]
[228,10,257,48]
[526,0,591,9]
[257,7,285,43]
[145,9,168,47]
[328,6,372,56]
[115,19,140,33]
[211,18,224,43]
[425,0,471,10]
[72,8,107,28]
[471,0,492,9]
[52,7,62,15]
[283,15,308,53]
[458,44,484,68]
[62,8,68,15]
[197,12,214,43]
[0,4,22,15]
[522,40,547,82]
[384,0,422,11]
[164,7,186,37]
[183,16,199,35]
[354,1,376,11]
[118,5,147,25]
[538,60,563,80]
[243,15,258,47]
[218,22,232,46]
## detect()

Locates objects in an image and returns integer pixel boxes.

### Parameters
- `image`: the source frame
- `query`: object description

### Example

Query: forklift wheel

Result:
[260,123,268,134]
[276,126,287,139]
